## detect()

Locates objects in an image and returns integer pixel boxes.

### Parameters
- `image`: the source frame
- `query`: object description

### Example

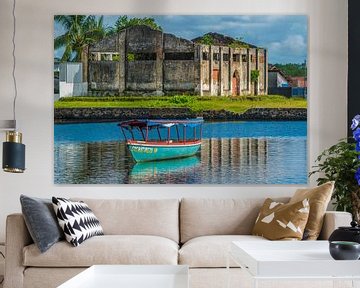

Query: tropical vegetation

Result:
[272,63,307,77]
[54,95,307,113]
[112,16,162,33]
[310,115,360,222]
[55,15,162,61]
[54,15,108,62]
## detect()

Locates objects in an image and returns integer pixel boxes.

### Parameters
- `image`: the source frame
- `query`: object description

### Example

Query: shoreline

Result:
[54,107,307,124]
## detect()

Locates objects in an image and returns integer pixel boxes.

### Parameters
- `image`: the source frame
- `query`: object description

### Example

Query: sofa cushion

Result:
[23,235,178,267]
[20,195,64,253]
[180,198,289,243]
[179,235,267,268]
[290,181,334,240]
[72,198,179,243]
[252,198,310,240]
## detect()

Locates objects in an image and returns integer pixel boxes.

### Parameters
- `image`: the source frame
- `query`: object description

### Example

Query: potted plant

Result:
[310,115,360,222]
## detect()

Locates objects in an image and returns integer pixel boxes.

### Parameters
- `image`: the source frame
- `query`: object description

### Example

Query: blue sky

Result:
[54,15,307,64]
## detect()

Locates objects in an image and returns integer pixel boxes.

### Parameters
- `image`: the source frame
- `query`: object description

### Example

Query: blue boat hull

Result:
[127,142,201,162]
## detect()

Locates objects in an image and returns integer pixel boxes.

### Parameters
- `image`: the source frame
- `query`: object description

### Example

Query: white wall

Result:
[0,0,348,242]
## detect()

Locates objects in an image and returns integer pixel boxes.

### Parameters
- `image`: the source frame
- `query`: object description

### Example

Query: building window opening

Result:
[213,53,220,61]
[112,53,120,61]
[202,52,209,60]
[241,54,247,62]
[127,53,157,61]
[223,53,229,61]
[232,54,240,62]
[93,53,120,61]
[90,53,99,61]
[101,53,112,61]
[165,52,194,60]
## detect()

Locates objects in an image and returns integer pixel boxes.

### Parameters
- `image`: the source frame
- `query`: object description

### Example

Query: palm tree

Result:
[54,15,108,62]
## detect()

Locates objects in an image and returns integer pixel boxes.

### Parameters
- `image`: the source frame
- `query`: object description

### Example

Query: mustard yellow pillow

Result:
[289,181,334,240]
[252,198,310,240]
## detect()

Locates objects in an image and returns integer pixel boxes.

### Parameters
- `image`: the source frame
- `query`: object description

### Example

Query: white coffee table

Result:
[58,265,189,288]
[228,241,360,288]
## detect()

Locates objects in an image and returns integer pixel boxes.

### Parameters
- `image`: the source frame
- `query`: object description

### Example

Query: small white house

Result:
[268,65,290,88]
[59,62,88,98]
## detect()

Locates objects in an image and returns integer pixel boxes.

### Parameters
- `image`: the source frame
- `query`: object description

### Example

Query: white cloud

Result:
[268,34,307,58]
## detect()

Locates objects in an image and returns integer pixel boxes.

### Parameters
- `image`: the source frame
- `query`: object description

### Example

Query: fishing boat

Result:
[119,118,204,162]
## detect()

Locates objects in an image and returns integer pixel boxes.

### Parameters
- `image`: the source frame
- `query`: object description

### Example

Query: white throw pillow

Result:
[52,197,103,247]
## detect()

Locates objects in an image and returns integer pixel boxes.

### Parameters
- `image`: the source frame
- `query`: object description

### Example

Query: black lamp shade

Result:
[2,141,25,173]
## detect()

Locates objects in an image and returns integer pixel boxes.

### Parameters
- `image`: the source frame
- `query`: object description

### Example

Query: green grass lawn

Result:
[54,95,307,114]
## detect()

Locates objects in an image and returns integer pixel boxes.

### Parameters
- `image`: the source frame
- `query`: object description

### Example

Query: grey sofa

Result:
[4,198,352,288]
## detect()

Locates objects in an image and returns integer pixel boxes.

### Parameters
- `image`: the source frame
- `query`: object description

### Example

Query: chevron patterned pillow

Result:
[52,197,104,247]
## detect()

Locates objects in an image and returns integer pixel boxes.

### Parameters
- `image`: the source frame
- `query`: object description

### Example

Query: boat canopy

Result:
[119,118,204,129]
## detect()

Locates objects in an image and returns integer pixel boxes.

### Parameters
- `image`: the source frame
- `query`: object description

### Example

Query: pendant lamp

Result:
[1,0,26,173]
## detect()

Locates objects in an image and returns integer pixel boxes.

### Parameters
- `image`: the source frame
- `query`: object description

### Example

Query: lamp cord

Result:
[12,0,17,130]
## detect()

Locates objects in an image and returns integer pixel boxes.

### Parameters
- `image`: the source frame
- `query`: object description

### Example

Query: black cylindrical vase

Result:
[2,131,25,173]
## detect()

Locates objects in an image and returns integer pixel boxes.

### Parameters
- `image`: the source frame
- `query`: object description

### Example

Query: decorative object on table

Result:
[289,181,334,240]
[329,220,360,244]
[53,15,308,185]
[1,0,25,173]
[310,114,360,222]
[252,198,310,240]
[329,241,360,260]
[20,195,64,253]
[52,197,104,247]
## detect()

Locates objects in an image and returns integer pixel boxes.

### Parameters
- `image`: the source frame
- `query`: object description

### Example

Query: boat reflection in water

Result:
[129,156,201,184]
[54,136,307,184]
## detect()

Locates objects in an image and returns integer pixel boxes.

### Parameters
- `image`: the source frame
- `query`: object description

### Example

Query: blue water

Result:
[54,121,307,184]
[55,121,306,142]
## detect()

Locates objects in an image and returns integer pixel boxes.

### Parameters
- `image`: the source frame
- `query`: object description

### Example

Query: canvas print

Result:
[54,15,308,184]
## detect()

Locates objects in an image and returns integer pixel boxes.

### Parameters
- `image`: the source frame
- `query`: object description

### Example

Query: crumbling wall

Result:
[88,34,121,94]
[163,61,196,92]
[125,26,163,93]
[163,33,196,93]
[86,25,268,96]
[200,45,210,95]
[89,35,119,52]
[126,61,158,91]
[221,47,231,93]
[88,62,119,92]
[257,49,267,95]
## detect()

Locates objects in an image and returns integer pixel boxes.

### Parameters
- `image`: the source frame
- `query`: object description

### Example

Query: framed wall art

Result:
[54,15,307,184]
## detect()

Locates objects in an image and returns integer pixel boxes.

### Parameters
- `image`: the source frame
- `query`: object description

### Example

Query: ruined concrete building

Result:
[84,25,268,96]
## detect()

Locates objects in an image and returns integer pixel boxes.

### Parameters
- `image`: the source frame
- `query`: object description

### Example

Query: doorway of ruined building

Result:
[232,70,240,96]
[212,69,220,95]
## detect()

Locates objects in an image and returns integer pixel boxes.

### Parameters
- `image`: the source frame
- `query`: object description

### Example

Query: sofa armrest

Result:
[4,214,33,288]
[318,211,352,240]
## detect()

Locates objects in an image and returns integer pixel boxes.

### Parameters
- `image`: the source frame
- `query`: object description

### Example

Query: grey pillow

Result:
[20,195,64,253]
